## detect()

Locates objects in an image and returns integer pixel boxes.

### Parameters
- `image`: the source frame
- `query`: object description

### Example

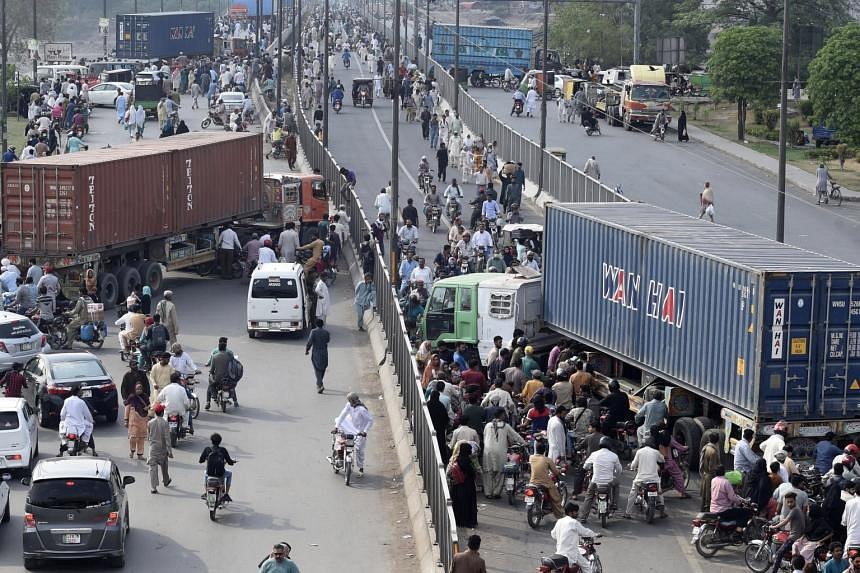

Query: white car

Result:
[554,74,575,97]
[87,82,133,107]
[0,313,50,372]
[0,398,37,472]
[217,91,246,112]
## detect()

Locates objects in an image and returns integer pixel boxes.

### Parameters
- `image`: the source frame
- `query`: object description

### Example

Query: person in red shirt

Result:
[460,359,488,395]
[1,363,27,398]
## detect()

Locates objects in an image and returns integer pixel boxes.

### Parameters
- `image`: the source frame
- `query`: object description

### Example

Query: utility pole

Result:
[161,0,165,11]
[412,0,418,62]
[257,0,263,56]
[537,0,548,198]
[424,0,429,71]
[103,0,108,57]
[776,0,790,243]
[632,0,640,64]
[32,1,37,83]
[322,0,329,146]
[390,0,401,282]
[453,0,459,112]
[2,0,7,157]
[277,0,284,108]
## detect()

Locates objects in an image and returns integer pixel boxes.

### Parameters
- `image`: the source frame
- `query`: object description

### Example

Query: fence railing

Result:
[380,17,629,204]
[255,24,458,568]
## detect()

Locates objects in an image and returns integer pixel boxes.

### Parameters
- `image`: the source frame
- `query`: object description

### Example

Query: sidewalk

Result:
[686,123,860,202]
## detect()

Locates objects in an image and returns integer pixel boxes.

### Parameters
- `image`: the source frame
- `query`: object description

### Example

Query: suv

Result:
[0,312,49,373]
[22,457,134,570]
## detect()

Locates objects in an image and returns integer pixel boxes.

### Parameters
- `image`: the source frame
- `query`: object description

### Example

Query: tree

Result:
[2,2,64,64]
[710,0,852,31]
[807,23,860,146]
[708,25,782,141]
[639,0,711,66]
[549,3,633,68]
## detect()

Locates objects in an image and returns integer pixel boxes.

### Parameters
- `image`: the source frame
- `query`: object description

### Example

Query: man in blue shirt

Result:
[814,432,843,474]
[2,146,18,162]
[398,252,418,296]
[734,428,760,474]
[453,342,469,372]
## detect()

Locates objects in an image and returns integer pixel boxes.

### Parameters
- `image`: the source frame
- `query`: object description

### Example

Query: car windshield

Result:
[221,94,243,102]
[251,278,298,299]
[28,478,112,509]
[0,319,38,339]
[50,360,107,380]
[631,85,670,101]
[0,412,19,430]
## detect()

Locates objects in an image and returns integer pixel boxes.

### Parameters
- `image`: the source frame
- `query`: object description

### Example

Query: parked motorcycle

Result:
[525,472,569,529]
[504,444,527,505]
[201,109,228,130]
[538,537,603,573]
[329,431,356,486]
[692,502,764,558]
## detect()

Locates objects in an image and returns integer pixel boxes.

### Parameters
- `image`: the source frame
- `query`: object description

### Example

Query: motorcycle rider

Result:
[481,195,502,231]
[709,465,751,525]
[62,287,93,348]
[529,441,565,518]
[205,337,238,409]
[156,372,193,436]
[59,384,95,455]
[622,437,666,519]
[332,392,374,477]
[581,436,623,524]
[258,542,300,573]
[331,83,344,108]
[471,223,494,260]
[418,156,431,180]
[199,432,237,502]
[650,109,668,138]
[444,179,463,218]
[396,219,419,250]
[580,106,597,131]
[551,502,600,573]
[423,185,442,224]
[511,88,525,115]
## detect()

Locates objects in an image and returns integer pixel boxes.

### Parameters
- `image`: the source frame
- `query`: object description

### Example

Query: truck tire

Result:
[673,417,703,471]
[138,261,163,293]
[98,272,119,309]
[694,416,716,432]
[116,266,141,302]
[700,429,731,469]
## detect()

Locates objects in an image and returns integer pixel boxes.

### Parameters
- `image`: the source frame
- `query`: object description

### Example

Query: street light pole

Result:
[32,1,37,83]
[103,0,108,57]
[276,0,284,108]
[424,0,429,71]
[2,0,7,157]
[412,0,418,62]
[776,0,790,243]
[632,0,640,64]
[453,0,459,112]
[257,0,263,56]
[390,0,402,282]
[537,0,548,198]
[322,0,329,146]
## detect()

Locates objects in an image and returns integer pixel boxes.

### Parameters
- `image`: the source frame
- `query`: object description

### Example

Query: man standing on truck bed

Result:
[217,224,242,279]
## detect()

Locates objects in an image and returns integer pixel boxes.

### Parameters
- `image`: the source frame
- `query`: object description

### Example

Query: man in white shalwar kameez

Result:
[481,410,526,497]
[547,405,569,462]
[333,393,374,477]
[60,385,95,454]
[551,502,598,573]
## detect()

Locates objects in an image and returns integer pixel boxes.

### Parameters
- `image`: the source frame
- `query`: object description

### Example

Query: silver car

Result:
[22,457,134,570]
[0,312,50,373]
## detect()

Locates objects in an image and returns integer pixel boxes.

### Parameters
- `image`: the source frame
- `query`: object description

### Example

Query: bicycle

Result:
[825,178,843,206]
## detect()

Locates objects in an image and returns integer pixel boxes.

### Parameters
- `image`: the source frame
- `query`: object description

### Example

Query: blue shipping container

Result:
[116,12,214,60]
[431,24,531,76]
[542,203,860,423]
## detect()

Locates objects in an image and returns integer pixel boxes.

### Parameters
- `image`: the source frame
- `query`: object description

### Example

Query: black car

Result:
[25,353,119,429]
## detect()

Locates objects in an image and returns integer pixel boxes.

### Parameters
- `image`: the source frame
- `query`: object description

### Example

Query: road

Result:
[0,95,417,572]
[321,48,752,573]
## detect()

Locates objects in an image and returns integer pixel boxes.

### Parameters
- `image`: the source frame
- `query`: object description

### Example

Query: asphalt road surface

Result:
[0,95,417,572]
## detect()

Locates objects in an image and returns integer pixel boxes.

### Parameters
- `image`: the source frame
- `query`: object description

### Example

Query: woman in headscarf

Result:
[745,458,775,516]
[421,353,442,389]
[140,286,152,316]
[427,390,450,464]
[654,422,690,498]
[123,383,150,460]
[447,441,479,528]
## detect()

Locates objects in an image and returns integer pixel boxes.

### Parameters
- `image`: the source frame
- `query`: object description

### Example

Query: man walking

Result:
[217,223,242,279]
[583,156,600,180]
[354,273,376,331]
[278,222,300,263]
[155,290,179,344]
[147,404,172,494]
[305,319,330,393]
[451,534,487,573]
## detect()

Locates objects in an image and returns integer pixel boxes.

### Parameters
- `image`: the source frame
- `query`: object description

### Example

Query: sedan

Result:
[218,91,246,112]
[25,353,118,429]
[86,82,133,107]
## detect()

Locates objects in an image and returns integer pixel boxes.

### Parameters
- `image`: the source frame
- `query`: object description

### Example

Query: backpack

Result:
[227,356,243,383]
[206,447,226,477]
[149,324,168,349]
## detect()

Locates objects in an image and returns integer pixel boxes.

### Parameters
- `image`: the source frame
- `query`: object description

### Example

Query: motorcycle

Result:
[333,98,343,114]
[744,526,827,573]
[485,217,500,239]
[58,421,89,457]
[512,98,524,117]
[267,139,287,160]
[399,239,417,259]
[201,109,228,130]
[418,171,434,194]
[632,481,662,524]
[599,410,637,460]
[583,117,601,136]
[652,116,670,141]
[502,78,519,92]
[329,431,356,486]
[204,475,227,521]
[692,502,765,558]
[51,316,106,349]
[427,205,442,234]
[212,378,236,413]
[168,413,187,447]
[504,444,527,505]
[524,472,569,529]
[446,199,461,221]
[538,537,603,573]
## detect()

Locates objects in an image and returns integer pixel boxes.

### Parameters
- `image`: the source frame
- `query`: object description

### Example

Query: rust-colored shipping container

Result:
[2,132,263,257]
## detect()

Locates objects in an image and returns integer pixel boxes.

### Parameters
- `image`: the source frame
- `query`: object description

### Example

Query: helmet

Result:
[726,470,743,487]
[845,444,860,457]
[608,379,620,392]
[421,155,427,160]
[7,146,14,152]
[598,436,613,450]
[773,420,788,432]
[517,336,528,347]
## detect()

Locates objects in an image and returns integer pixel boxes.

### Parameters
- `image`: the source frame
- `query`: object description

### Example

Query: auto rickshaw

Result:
[501,223,543,254]
[352,78,374,107]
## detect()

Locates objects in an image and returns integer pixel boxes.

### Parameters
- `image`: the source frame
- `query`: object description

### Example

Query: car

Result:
[22,457,134,570]
[26,353,118,429]
[217,91,246,112]
[0,398,38,473]
[553,74,576,97]
[86,82,133,107]
[0,312,50,373]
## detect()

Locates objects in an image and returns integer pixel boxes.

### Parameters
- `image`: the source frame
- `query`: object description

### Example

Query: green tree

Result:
[2,1,65,62]
[710,0,851,30]
[807,23,860,146]
[639,0,710,66]
[549,3,633,67]
[708,25,782,141]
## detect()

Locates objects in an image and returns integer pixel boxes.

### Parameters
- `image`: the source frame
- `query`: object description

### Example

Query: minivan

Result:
[247,263,309,337]
[0,398,38,472]
[35,65,88,82]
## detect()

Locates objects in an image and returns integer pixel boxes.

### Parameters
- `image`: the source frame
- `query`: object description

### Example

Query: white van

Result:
[246,263,309,337]
[36,64,88,82]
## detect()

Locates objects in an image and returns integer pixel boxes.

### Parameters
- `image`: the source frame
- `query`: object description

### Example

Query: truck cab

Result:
[420,272,543,364]
[620,64,671,131]
[262,172,327,243]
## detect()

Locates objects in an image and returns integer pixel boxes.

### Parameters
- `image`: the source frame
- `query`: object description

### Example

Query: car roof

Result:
[251,262,303,277]
[32,457,113,481]
[39,351,100,363]
[0,397,26,412]
[220,92,245,98]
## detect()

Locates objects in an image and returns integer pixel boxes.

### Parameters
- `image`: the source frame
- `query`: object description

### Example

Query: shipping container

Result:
[2,132,262,257]
[116,12,214,60]
[542,203,860,424]
[430,24,532,76]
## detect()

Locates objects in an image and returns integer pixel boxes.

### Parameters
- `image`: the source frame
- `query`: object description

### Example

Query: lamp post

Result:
[390,0,402,281]
[32,1,37,83]
[536,0,548,198]
[424,0,429,71]
[103,0,108,57]
[453,0,459,112]
[412,0,418,62]
[276,0,284,109]
[257,0,263,56]
[322,0,329,146]
[1,0,7,157]
[776,0,790,243]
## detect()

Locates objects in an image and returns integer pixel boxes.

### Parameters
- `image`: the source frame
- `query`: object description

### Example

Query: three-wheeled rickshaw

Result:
[352,78,374,107]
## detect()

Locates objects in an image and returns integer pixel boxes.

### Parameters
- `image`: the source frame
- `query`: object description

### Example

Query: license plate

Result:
[206,493,217,504]
[169,422,178,428]
[598,500,607,512]
[19,342,32,351]
[647,491,658,497]
[62,533,81,544]
[505,478,514,487]
[82,390,92,398]
[258,321,268,327]
[691,526,701,544]
[524,495,534,505]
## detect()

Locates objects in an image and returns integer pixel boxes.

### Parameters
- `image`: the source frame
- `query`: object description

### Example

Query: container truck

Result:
[422,202,860,468]
[116,12,215,60]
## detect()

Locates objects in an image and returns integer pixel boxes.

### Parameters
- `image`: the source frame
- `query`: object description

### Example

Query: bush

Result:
[746,125,778,140]
[798,99,814,119]
[787,119,801,146]
[805,148,836,161]
[753,107,766,125]
[763,109,780,130]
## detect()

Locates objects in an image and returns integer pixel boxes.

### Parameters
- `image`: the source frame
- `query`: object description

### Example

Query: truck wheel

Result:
[672,417,703,471]
[116,266,141,301]
[138,261,163,293]
[98,272,119,309]
[694,416,716,432]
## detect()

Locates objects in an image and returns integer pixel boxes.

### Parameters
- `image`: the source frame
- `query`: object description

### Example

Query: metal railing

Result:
[254,22,458,567]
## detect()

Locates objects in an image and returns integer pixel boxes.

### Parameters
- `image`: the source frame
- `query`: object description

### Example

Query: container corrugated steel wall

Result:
[116,12,214,60]
[431,24,531,74]
[2,132,262,256]
[543,203,860,421]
